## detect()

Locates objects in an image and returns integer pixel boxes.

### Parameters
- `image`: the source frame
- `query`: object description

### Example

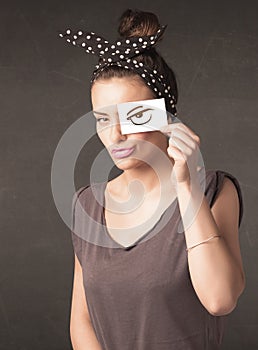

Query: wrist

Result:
[176,177,202,194]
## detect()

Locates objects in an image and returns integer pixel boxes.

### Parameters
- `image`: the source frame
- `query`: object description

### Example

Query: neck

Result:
[119,153,175,196]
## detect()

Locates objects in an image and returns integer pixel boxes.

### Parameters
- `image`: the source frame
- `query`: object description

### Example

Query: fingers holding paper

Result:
[160,122,201,186]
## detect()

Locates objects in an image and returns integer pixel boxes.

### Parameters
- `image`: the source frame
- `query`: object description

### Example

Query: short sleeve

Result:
[71,185,90,266]
[205,169,244,228]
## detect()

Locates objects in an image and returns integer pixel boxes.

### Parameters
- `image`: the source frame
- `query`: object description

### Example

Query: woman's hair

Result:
[91,9,178,106]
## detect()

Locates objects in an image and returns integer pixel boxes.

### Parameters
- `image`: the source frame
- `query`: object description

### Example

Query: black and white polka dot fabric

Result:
[58,25,177,116]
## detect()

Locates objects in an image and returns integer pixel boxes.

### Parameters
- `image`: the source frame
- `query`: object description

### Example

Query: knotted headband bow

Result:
[58,25,177,116]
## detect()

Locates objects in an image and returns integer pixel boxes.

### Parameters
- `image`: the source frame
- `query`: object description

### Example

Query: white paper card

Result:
[117,98,168,135]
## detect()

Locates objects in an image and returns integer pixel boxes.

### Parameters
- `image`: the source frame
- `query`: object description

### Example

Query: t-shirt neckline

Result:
[99,180,179,250]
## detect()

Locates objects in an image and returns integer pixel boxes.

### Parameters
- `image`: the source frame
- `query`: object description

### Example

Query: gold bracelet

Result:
[186,234,221,252]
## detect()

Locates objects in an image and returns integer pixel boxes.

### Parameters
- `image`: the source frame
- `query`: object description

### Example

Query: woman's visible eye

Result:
[127,108,154,125]
[96,117,109,123]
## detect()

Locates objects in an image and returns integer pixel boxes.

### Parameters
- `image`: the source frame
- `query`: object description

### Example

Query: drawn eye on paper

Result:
[117,97,168,135]
[126,105,154,125]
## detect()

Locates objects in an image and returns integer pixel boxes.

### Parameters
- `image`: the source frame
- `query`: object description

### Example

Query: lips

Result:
[111,146,135,159]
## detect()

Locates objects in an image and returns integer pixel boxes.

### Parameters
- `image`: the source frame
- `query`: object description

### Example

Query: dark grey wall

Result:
[1,0,257,349]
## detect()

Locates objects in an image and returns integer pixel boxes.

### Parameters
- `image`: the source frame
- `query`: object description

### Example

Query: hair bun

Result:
[118,8,163,41]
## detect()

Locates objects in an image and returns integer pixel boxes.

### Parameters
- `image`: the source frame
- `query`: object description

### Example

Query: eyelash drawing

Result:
[126,107,154,125]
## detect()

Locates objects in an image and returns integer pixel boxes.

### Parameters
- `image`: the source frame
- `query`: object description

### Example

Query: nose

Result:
[109,121,127,143]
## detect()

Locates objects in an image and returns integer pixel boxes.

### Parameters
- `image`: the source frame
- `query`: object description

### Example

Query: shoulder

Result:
[72,184,91,205]
[71,181,107,239]
[204,168,244,228]
[72,181,107,206]
[71,181,108,220]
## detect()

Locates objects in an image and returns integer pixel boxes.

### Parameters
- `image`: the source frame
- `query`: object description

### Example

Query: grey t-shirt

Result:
[71,169,244,350]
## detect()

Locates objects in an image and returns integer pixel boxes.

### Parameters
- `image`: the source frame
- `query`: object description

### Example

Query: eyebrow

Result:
[92,110,109,116]
[127,105,143,116]
[93,105,149,117]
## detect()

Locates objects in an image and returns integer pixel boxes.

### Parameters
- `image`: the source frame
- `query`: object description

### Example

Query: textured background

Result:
[0,0,257,349]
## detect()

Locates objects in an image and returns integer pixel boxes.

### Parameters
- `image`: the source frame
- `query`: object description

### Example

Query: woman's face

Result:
[91,76,169,171]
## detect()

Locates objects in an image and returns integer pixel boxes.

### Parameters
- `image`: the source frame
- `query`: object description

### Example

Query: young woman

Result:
[60,9,245,350]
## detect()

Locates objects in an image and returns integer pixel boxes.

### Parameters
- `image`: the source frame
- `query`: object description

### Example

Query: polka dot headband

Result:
[58,24,177,116]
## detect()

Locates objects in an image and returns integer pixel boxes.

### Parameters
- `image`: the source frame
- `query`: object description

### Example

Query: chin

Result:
[113,157,146,171]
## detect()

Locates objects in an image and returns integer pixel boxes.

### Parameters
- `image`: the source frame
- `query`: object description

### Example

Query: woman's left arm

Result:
[160,122,246,316]
[177,177,245,316]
